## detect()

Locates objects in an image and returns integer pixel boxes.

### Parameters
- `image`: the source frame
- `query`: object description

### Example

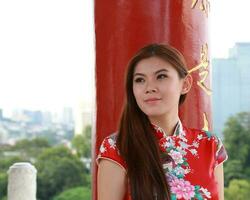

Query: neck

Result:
[149,113,179,136]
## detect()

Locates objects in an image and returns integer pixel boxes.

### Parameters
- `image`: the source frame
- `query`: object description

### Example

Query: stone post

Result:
[8,162,37,200]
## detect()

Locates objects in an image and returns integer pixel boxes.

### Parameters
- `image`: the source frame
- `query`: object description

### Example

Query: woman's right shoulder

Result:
[96,132,127,171]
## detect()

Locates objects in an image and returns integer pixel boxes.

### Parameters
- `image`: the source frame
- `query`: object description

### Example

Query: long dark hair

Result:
[116,44,188,200]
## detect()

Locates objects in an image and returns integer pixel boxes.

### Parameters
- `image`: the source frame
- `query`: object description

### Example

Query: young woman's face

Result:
[133,56,186,118]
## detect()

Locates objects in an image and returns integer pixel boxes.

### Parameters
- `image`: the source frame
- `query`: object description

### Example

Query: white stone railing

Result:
[7,162,37,200]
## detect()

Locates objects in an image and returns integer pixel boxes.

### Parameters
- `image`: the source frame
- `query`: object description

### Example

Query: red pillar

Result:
[93,1,211,199]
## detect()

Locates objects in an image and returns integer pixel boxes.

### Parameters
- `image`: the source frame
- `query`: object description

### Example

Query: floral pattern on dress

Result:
[153,121,227,200]
[153,123,212,199]
[97,120,228,200]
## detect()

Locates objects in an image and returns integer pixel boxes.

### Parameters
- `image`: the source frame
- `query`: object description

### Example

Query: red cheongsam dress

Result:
[96,120,228,200]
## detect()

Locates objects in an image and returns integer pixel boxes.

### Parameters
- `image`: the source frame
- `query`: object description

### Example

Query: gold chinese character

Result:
[191,0,210,17]
[188,43,212,96]
[202,112,209,131]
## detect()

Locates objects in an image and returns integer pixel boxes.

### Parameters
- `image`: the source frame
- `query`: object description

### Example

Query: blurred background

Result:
[0,0,250,199]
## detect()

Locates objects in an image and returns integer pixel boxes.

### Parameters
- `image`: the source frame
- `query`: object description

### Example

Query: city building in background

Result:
[74,101,92,136]
[0,108,3,120]
[0,105,92,145]
[212,42,250,137]
[62,107,74,126]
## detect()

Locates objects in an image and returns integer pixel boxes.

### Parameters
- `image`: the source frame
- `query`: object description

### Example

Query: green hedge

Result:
[53,186,91,200]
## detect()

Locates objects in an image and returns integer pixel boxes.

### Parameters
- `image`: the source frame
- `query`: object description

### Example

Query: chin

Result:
[138,104,168,117]
[143,109,167,118]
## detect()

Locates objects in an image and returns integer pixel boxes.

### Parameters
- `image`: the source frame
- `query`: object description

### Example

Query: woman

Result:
[96,44,227,200]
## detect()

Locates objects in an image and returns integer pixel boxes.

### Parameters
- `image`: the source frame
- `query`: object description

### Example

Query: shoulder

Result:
[184,126,228,166]
[96,132,127,171]
[184,126,221,143]
[97,138,128,200]
[99,132,119,152]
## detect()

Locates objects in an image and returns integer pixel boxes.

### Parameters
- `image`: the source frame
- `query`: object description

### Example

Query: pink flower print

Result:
[184,168,191,174]
[197,134,203,140]
[170,178,195,200]
[163,162,173,171]
[190,149,198,156]
[176,146,187,156]
[179,141,188,149]
[192,141,199,148]
[179,134,188,142]
[100,144,106,153]
[200,187,211,198]
[159,138,168,152]
[174,166,185,176]
[166,173,175,182]
[163,139,175,148]
[169,150,184,164]
[108,138,116,149]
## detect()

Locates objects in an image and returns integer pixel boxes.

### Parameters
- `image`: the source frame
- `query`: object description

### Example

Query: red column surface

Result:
[93,1,211,199]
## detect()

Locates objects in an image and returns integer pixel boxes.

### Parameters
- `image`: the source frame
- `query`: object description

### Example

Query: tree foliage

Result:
[0,173,7,199]
[52,186,91,200]
[0,156,24,173]
[0,131,91,200]
[223,112,250,186]
[10,137,51,161]
[72,125,91,158]
[223,112,250,163]
[36,146,88,200]
[225,179,250,200]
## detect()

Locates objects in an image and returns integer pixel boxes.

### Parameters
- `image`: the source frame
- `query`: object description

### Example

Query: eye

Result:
[157,74,167,79]
[134,77,145,83]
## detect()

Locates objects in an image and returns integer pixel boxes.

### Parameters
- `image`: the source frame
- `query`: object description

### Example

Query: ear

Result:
[181,74,193,94]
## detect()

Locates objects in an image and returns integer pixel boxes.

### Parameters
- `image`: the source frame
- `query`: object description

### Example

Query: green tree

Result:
[0,156,24,173]
[0,137,50,196]
[223,112,250,163]
[72,125,91,158]
[10,137,51,161]
[36,146,87,200]
[0,173,7,199]
[223,112,250,185]
[52,186,91,200]
[224,160,245,185]
[41,130,61,145]
[225,179,250,200]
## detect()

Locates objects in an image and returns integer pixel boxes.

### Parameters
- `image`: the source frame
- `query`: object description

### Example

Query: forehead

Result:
[134,56,176,74]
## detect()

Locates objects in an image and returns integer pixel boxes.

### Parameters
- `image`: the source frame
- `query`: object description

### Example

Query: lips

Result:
[144,98,161,103]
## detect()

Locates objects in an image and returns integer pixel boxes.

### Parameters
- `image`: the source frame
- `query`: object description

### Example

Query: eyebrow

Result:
[155,69,168,74]
[133,68,168,77]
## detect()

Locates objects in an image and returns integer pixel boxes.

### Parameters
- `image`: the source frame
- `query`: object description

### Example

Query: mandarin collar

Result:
[151,119,185,140]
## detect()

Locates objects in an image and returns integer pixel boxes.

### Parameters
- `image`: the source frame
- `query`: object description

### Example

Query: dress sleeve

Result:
[96,134,127,171]
[214,135,228,167]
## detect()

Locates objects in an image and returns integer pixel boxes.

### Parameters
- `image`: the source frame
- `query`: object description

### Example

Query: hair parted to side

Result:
[116,44,189,200]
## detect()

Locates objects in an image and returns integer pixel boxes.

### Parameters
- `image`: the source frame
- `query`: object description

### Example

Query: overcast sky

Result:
[0,0,249,115]
[0,0,94,115]
[210,0,250,57]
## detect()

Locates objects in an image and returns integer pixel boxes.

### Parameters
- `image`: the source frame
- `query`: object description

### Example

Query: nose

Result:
[146,88,157,93]
[145,82,158,94]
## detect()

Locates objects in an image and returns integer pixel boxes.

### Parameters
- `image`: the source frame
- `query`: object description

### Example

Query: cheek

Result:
[161,82,182,95]
[132,85,138,96]
[133,86,143,103]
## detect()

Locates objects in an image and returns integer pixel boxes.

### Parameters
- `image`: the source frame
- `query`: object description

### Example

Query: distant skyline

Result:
[0,0,250,115]
[212,43,250,136]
